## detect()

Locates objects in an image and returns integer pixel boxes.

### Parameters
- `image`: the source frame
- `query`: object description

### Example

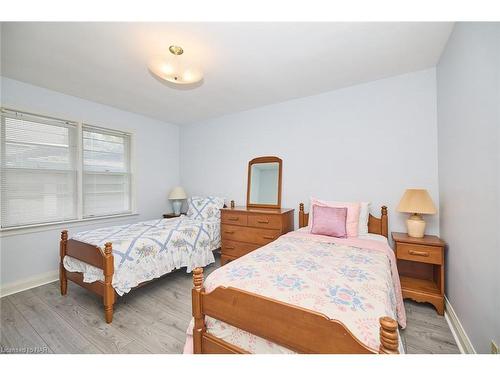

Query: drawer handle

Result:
[262,235,275,240]
[409,250,430,257]
[257,220,270,224]
[225,246,235,250]
[225,231,235,235]
[228,217,239,221]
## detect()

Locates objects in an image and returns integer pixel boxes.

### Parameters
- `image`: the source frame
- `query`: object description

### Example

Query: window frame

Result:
[0,107,137,233]
[81,123,134,219]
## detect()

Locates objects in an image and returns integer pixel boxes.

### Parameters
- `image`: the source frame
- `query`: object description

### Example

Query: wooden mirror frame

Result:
[246,156,282,209]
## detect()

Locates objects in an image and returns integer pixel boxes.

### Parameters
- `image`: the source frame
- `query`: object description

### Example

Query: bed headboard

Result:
[298,203,388,238]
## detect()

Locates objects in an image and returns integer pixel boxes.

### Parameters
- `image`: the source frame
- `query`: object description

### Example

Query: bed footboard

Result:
[191,267,399,354]
[59,230,116,323]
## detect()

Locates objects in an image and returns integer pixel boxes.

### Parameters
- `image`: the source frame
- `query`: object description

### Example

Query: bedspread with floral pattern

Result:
[63,216,220,295]
[184,231,406,353]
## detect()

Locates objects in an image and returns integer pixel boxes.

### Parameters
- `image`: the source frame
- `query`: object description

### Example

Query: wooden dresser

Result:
[220,206,294,265]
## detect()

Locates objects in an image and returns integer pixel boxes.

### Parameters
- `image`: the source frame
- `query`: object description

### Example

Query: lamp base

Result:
[406,214,426,238]
[172,200,182,216]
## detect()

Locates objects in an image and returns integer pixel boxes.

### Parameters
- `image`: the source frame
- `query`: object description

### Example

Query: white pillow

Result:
[358,202,370,235]
[186,196,225,221]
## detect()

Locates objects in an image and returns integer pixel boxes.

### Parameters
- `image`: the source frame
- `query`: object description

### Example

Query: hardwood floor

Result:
[1,256,459,354]
[400,299,459,354]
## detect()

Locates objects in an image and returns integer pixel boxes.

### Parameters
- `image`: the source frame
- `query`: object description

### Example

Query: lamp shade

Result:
[397,189,437,214]
[168,187,187,200]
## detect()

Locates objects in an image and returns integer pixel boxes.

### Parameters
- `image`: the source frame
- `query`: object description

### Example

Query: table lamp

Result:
[396,189,437,238]
[168,187,187,215]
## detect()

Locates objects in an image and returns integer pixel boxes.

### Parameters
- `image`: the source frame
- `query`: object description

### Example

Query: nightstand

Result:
[392,232,445,315]
[163,213,181,219]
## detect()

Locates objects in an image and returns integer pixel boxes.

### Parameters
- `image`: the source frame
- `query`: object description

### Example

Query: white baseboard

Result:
[0,270,59,298]
[444,295,476,354]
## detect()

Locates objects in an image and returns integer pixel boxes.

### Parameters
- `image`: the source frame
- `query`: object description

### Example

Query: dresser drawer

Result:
[248,214,282,230]
[222,225,281,245]
[397,243,442,265]
[221,211,248,226]
[222,240,260,258]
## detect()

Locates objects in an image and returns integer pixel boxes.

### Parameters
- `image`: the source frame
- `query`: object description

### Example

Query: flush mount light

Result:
[148,45,203,85]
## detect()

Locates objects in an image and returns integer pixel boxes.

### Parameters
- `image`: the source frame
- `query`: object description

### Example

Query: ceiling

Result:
[0,22,453,125]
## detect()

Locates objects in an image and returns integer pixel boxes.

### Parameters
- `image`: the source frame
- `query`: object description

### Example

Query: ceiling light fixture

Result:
[148,45,203,85]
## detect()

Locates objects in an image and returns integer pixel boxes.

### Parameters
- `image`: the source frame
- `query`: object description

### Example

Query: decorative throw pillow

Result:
[310,205,347,238]
[309,198,361,237]
[186,196,225,221]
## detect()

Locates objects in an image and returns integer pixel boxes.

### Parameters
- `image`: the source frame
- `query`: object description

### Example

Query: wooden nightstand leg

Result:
[423,296,444,315]
[434,299,444,316]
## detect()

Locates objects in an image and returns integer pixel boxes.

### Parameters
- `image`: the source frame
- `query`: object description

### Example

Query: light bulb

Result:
[148,53,203,85]
[183,70,194,82]
[161,64,174,75]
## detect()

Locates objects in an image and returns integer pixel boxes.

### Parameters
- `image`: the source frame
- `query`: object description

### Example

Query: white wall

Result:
[0,69,442,294]
[180,69,440,234]
[436,23,500,353]
[0,77,180,288]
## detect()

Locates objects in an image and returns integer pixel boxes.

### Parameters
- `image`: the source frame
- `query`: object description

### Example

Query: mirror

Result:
[246,156,282,209]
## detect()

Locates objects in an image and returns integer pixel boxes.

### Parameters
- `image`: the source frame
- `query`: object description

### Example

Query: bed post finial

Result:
[60,230,68,296]
[378,317,399,354]
[193,267,204,291]
[380,206,388,238]
[299,203,307,228]
[192,267,206,353]
[104,242,113,256]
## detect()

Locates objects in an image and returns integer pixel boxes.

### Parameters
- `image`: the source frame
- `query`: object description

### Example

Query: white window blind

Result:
[0,110,78,228]
[82,125,131,218]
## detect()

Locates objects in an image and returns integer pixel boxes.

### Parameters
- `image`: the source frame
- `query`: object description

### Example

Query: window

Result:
[82,126,131,218]
[0,108,133,229]
[0,110,78,228]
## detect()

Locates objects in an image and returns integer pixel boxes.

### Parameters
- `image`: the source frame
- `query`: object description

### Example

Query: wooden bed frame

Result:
[191,203,398,354]
[59,231,117,323]
[60,207,228,324]
[60,229,219,324]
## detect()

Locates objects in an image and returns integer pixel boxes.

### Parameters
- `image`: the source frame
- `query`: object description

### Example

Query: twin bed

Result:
[59,202,405,354]
[60,196,224,323]
[185,203,406,354]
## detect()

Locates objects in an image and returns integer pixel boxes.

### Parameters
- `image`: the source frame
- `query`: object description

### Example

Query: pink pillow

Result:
[310,205,347,238]
[309,198,361,237]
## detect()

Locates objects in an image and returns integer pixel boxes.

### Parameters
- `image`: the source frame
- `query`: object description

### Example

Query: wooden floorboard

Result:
[0,256,459,354]
[31,283,134,353]
[8,290,100,353]
[119,339,152,354]
[400,300,460,354]
[0,298,52,354]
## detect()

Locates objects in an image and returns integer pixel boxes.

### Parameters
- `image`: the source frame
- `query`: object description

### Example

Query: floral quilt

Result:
[184,231,406,354]
[63,216,220,296]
